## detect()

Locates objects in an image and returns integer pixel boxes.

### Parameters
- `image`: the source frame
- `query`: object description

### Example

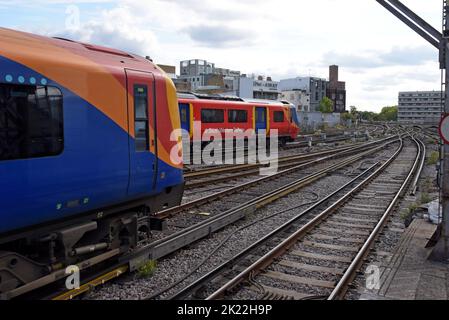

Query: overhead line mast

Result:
[376,0,449,262]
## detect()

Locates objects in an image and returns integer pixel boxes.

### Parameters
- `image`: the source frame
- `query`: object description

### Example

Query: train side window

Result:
[274,111,284,123]
[134,85,149,152]
[228,110,248,123]
[0,83,64,161]
[201,109,224,123]
[180,108,187,122]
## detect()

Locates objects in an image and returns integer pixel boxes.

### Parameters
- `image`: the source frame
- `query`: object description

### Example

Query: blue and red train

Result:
[0,28,184,293]
[178,93,300,145]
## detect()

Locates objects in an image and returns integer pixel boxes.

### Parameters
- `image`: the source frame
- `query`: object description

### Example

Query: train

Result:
[178,93,300,145]
[0,28,184,294]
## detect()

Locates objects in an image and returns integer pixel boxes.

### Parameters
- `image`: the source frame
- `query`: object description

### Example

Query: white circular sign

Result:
[439,114,449,144]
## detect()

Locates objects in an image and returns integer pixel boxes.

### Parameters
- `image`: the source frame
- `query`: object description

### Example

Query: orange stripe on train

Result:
[0,28,129,134]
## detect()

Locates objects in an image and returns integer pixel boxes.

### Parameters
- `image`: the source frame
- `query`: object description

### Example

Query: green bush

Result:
[138,260,157,278]
[420,193,432,204]
[427,151,440,165]
[422,177,434,194]
[400,203,419,221]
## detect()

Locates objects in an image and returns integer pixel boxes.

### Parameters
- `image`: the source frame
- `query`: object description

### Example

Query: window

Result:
[134,85,149,152]
[180,106,188,123]
[274,111,284,123]
[0,83,63,161]
[228,110,248,123]
[201,109,224,123]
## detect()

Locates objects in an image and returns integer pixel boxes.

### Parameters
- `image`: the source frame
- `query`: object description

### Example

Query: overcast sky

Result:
[0,0,444,112]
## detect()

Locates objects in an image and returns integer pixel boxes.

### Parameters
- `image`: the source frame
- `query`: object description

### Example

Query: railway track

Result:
[16,133,407,300]
[166,135,423,301]
[157,135,398,219]
[183,130,368,173]
[183,140,381,190]
[281,135,360,150]
[101,136,405,299]
[422,127,439,143]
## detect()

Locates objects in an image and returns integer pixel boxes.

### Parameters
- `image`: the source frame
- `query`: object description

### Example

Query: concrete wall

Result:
[279,78,310,91]
[297,111,341,132]
[238,77,253,98]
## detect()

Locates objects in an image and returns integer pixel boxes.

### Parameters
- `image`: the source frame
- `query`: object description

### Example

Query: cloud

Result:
[51,5,158,57]
[381,46,437,66]
[362,72,439,92]
[160,0,249,21]
[3,0,443,112]
[323,46,438,70]
[184,24,255,47]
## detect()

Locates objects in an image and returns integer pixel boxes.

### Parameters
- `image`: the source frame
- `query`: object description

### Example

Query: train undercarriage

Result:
[0,183,184,299]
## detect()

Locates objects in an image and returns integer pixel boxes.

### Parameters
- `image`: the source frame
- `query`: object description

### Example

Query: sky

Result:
[0,0,444,112]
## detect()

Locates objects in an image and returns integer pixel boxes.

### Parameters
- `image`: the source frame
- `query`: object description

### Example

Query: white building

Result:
[278,77,327,112]
[280,90,310,112]
[238,75,280,100]
[398,91,442,125]
[178,59,241,93]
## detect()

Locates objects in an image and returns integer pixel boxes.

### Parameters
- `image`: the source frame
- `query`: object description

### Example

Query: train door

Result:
[125,69,157,196]
[255,107,267,133]
[179,103,190,134]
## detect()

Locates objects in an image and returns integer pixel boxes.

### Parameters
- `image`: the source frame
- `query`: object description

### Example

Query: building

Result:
[326,65,346,113]
[178,59,241,94]
[280,90,310,112]
[180,59,215,77]
[157,64,192,92]
[238,75,280,100]
[278,77,327,112]
[398,91,442,124]
[157,64,176,79]
[173,78,191,92]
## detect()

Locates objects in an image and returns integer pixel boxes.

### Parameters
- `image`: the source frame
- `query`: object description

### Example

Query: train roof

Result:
[0,27,166,79]
[177,92,288,107]
[177,92,244,102]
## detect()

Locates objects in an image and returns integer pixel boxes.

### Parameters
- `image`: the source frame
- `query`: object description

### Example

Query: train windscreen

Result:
[290,106,301,127]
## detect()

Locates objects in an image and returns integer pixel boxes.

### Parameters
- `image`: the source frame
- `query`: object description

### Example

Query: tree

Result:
[360,111,377,122]
[319,97,334,113]
[348,106,362,122]
[341,112,353,122]
[350,106,357,115]
[378,106,398,121]
[371,106,398,121]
